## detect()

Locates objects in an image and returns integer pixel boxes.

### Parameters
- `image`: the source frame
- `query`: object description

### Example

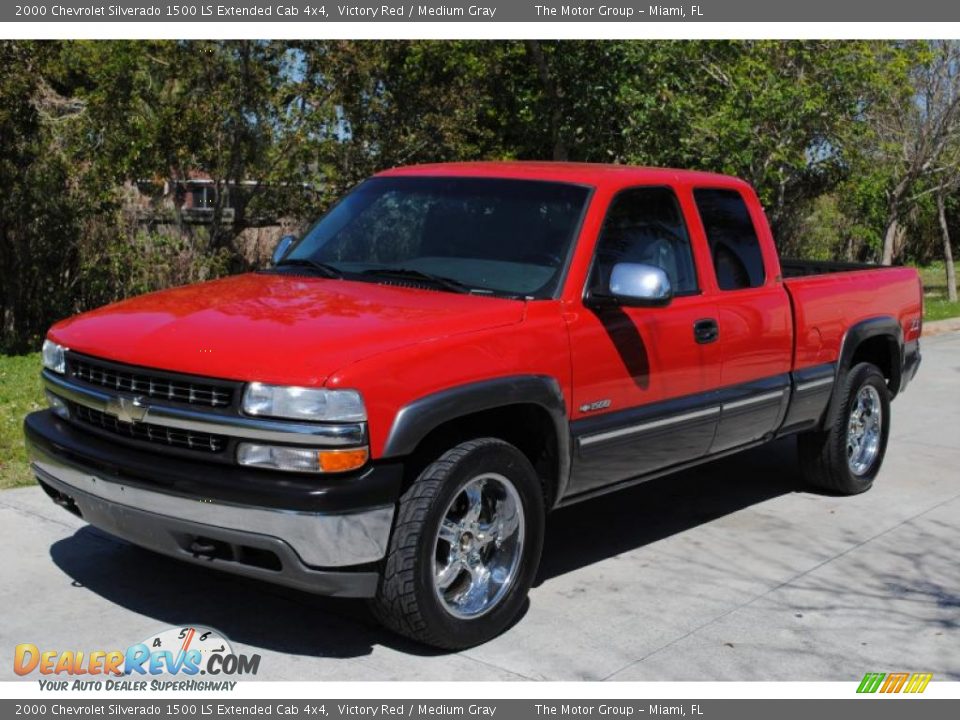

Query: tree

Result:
[284,40,506,205]
[480,41,900,250]
[4,39,958,353]
[867,41,960,266]
[0,41,102,353]
[936,185,958,301]
[52,41,301,260]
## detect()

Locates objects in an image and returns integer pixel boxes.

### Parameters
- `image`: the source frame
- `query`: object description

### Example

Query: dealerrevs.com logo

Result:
[14,626,260,691]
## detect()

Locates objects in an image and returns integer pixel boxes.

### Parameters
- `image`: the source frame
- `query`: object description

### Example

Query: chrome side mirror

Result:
[607,262,673,307]
[271,234,296,266]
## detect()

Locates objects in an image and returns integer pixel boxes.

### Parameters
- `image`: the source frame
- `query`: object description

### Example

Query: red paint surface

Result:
[48,162,923,458]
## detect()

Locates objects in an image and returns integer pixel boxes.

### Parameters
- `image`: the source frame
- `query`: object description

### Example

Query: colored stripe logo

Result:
[857,672,932,694]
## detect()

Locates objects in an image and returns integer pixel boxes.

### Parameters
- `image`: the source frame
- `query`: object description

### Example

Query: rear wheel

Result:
[371,438,545,649]
[798,362,890,494]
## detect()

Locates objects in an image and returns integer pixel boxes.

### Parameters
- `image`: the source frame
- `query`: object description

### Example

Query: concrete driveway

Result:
[2,333,959,682]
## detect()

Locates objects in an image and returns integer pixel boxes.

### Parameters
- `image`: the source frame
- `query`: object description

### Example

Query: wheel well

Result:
[849,335,901,394]
[400,404,561,507]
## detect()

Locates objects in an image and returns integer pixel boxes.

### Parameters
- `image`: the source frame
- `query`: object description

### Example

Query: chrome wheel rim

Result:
[433,472,525,619]
[847,385,882,476]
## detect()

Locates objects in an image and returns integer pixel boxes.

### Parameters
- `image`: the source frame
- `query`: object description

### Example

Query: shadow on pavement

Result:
[49,438,803,659]
[49,523,443,659]
[537,437,804,585]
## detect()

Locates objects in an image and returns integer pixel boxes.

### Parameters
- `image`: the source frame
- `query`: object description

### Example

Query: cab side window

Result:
[590,187,699,296]
[694,188,766,290]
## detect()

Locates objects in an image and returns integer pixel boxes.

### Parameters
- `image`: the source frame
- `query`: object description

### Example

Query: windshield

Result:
[279,176,591,298]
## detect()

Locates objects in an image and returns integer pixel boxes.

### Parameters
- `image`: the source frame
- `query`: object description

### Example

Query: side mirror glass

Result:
[271,234,296,266]
[606,262,673,307]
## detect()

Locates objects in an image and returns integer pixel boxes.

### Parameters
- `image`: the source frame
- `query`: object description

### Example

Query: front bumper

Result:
[25,410,402,597]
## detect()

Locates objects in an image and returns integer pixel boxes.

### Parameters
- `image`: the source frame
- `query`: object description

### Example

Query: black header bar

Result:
[4,1,958,23]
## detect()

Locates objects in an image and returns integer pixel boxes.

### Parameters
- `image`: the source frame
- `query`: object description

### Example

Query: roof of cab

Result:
[376,161,748,190]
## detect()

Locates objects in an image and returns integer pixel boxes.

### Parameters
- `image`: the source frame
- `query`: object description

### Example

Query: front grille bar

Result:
[72,357,233,408]
[72,404,226,453]
[43,370,366,447]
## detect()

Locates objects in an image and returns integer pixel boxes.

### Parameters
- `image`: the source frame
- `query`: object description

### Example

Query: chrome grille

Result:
[71,357,233,408]
[72,404,227,453]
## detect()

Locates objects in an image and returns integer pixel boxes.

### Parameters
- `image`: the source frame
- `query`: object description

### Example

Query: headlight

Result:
[42,339,67,374]
[242,382,366,422]
[237,443,369,473]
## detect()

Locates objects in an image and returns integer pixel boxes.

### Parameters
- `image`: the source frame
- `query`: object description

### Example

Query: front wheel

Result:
[798,362,891,494]
[371,438,545,650]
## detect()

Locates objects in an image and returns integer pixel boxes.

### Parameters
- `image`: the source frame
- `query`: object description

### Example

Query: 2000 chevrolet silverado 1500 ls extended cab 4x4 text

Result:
[25,163,922,648]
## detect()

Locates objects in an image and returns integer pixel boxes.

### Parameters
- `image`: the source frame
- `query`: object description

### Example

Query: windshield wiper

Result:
[361,267,474,294]
[274,258,343,278]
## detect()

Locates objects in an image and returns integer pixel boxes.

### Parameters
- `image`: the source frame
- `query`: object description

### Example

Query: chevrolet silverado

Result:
[25,162,922,648]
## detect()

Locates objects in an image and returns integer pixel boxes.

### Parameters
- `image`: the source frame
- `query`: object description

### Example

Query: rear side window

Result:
[694,189,766,290]
[590,187,699,295]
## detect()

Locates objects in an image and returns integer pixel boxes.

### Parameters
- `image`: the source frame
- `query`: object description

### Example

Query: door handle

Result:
[694,318,719,344]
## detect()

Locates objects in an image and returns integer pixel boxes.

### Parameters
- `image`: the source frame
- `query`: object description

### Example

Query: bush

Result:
[74,222,235,312]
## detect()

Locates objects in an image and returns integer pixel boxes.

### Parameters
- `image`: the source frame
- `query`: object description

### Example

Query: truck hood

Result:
[49,273,526,386]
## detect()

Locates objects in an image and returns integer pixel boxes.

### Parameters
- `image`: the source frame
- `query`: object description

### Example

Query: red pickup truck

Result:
[26,163,922,649]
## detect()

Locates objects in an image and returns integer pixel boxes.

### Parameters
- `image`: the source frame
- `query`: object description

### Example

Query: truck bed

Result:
[780,258,881,278]
[783,264,923,372]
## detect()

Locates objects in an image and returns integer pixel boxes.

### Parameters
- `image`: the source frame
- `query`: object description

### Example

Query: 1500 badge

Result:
[579,399,612,413]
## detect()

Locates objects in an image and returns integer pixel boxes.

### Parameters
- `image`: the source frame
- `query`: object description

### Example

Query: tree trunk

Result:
[938,189,958,302]
[881,216,900,265]
[882,177,913,265]
[844,233,855,262]
[524,40,568,161]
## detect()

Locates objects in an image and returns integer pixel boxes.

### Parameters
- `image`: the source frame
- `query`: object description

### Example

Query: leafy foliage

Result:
[2,40,959,352]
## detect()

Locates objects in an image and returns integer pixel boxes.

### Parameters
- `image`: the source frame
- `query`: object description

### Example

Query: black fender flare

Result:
[382,375,571,507]
[837,316,904,389]
[825,316,904,427]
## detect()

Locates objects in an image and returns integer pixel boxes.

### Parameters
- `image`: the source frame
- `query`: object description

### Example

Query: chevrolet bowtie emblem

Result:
[105,395,149,424]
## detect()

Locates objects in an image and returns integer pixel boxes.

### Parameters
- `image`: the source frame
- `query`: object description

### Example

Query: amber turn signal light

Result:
[318,447,369,473]
[237,443,369,473]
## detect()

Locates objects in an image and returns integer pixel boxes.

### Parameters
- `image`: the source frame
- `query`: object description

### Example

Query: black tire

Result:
[370,438,545,650]
[798,362,891,494]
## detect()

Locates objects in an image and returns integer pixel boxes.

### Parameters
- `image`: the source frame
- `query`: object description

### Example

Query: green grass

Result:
[918,263,960,322]
[0,353,42,489]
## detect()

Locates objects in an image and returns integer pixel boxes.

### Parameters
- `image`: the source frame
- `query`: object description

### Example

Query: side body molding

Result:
[382,376,571,505]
